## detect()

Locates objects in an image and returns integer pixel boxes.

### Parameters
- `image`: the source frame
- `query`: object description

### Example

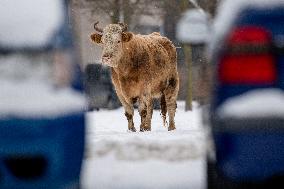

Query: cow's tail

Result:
[160,94,168,127]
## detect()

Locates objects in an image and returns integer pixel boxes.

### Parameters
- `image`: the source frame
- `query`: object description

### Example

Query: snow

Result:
[0,54,86,118]
[0,81,86,118]
[209,0,284,56]
[0,0,64,48]
[82,155,204,189]
[217,89,284,119]
[81,101,206,189]
[176,9,210,44]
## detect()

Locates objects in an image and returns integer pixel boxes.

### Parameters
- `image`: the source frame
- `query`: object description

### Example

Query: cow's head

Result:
[90,22,133,67]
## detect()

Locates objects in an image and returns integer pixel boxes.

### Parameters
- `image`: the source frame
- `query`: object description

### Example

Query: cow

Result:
[90,22,179,132]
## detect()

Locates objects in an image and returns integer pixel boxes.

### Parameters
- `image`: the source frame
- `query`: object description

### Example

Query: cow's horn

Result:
[118,22,128,32]
[94,21,103,33]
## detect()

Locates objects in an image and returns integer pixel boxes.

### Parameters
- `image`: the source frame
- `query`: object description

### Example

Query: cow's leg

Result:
[164,76,179,131]
[139,95,153,131]
[144,98,153,131]
[138,99,147,131]
[116,91,135,132]
[111,70,136,132]
[124,103,136,132]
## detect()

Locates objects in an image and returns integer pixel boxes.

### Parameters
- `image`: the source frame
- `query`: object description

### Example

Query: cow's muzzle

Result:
[102,54,115,67]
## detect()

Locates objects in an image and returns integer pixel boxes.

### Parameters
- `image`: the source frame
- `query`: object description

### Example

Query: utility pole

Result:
[119,0,124,22]
[184,44,193,111]
[180,0,193,111]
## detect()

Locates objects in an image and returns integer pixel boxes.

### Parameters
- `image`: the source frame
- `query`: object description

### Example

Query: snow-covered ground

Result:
[81,101,206,189]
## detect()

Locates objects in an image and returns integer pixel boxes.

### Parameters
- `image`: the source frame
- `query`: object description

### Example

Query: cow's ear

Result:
[122,32,133,42]
[90,33,102,44]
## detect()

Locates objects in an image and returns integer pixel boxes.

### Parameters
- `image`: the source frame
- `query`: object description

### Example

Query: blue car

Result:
[207,1,284,188]
[0,0,85,188]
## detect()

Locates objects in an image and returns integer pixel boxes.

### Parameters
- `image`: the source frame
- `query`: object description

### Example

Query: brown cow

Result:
[90,22,179,132]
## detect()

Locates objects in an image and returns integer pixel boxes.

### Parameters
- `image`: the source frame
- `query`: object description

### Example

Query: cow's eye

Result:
[118,40,121,43]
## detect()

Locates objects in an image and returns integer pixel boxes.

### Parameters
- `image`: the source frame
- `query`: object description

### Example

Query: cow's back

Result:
[118,32,178,97]
[147,32,177,68]
[129,32,176,66]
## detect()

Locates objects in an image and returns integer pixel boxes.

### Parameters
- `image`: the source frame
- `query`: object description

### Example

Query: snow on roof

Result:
[0,0,64,49]
[176,9,210,44]
[209,0,284,56]
[217,89,284,119]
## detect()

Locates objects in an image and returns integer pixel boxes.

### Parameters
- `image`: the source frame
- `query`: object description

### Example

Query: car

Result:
[84,63,121,111]
[0,0,85,188]
[206,0,284,188]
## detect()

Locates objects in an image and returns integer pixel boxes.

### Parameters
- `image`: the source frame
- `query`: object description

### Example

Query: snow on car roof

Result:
[0,0,64,49]
[0,81,86,119]
[217,89,284,119]
[209,0,284,56]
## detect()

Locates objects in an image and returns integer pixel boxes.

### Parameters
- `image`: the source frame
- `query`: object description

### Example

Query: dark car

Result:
[207,1,284,188]
[0,0,85,188]
[84,63,121,111]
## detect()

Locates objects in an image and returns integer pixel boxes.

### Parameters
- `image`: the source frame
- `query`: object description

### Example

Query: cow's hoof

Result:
[145,127,151,131]
[140,127,151,132]
[129,127,136,132]
[168,126,176,131]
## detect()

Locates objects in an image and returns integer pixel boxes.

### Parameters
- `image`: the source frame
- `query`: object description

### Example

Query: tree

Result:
[72,0,162,25]
[197,0,219,17]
